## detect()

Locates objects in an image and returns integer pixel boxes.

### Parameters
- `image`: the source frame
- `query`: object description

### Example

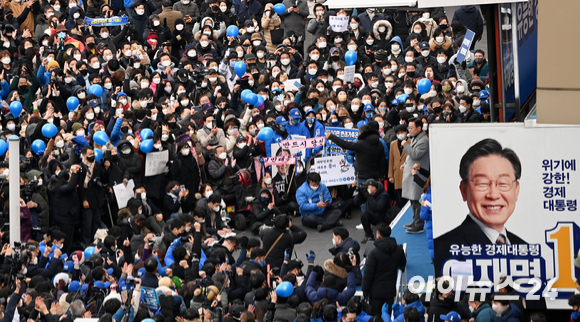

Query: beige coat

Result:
[158,8,184,31]
[388,139,409,190]
[261,3,282,52]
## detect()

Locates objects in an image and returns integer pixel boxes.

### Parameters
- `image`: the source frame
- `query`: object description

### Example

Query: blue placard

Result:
[456,29,475,63]
[140,287,161,312]
[325,127,358,156]
[84,15,129,27]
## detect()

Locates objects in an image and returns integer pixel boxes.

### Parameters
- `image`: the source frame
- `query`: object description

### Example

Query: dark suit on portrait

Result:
[434,215,527,276]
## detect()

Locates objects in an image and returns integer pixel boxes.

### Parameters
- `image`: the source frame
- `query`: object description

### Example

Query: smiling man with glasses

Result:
[434,138,527,276]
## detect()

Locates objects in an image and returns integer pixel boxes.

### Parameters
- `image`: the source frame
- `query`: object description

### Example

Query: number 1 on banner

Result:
[546,223,577,289]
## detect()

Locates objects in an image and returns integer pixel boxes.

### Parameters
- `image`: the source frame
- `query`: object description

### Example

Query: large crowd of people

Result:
[0,0,555,321]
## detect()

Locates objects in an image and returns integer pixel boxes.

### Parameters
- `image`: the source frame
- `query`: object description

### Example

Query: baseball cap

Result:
[289,108,302,119]
[275,116,288,126]
[419,41,430,50]
[440,312,461,322]
[364,104,374,112]
[137,267,146,278]
[63,261,75,272]
[288,259,303,271]
[245,53,256,60]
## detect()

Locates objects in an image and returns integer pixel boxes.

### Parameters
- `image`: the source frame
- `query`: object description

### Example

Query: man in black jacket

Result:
[354,179,391,243]
[459,95,484,123]
[78,146,109,245]
[361,223,406,316]
[261,215,307,270]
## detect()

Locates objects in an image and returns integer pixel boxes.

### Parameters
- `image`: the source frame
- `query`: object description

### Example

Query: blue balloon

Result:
[140,128,153,140]
[254,94,264,107]
[140,139,154,153]
[88,84,103,97]
[246,93,258,105]
[234,61,247,78]
[273,3,286,15]
[84,247,95,260]
[276,281,294,297]
[93,131,109,146]
[226,25,239,38]
[67,97,79,111]
[256,127,274,141]
[241,89,252,102]
[41,123,58,138]
[32,139,47,156]
[9,101,22,117]
[0,140,6,157]
[417,78,432,95]
[344,50,358,66]
[94,148,103,162]
[397,94,409,103]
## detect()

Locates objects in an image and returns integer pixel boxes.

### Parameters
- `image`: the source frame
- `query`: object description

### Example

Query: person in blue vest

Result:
[356,104,375,128]
[382,289,426,322]
[287,108,312,162]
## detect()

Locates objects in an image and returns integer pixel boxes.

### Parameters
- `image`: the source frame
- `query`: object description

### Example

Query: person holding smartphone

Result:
[198,115,226,154]
[296,172,342,232]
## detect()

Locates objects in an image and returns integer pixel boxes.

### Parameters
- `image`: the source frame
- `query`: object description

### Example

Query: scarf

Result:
[84,161,95,188]
[203,125,219,146]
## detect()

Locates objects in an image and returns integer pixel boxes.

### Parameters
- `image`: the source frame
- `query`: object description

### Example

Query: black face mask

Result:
[19,85,28,92]
[439,24,448,30]
[474,58,485,64]
[5,15,13,22]
[168,122,177,129]
[331,55,340,62]
[79,70,88,77]
[407,71,416,77]
[87,42,95,49]
[121,126,129,133]
[86,155,95,162]
[433,106,442,114]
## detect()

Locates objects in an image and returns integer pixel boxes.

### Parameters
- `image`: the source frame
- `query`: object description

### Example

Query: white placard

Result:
[113,179,135,208]
[342,65,356,84]
[329,16,349,32]
[283,79,301,92]
[145,150,169,177]
[313,155,355,187]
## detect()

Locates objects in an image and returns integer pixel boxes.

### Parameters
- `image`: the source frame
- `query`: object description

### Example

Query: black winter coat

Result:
[116,140,143,186]
[328,129,387,179]
[78,161,109,208]
[251,188,281,231]
[354,184,391,219]
[171,153,201,193]
[50,172,80,225]
[361,237,406,299]
[261,225,307,269]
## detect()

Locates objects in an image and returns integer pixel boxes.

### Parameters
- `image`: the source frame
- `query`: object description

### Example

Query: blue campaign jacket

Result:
[296,181,332,217]
[419,188,433,259]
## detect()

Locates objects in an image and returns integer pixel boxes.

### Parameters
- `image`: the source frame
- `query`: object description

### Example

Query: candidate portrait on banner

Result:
[434,139,527,275]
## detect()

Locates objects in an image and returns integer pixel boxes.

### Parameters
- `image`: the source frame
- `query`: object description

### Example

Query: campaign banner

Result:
[324,127,358,156]
[84,15,129,27]
[112,179,135,208]
[262,153,298,167]
[456,29,475,63]
[280,136,325,150]
[144,150,169,177]
[140,287,160,312]
[313,156,355,187]
[429,123,580,309]
[329,16,349,32]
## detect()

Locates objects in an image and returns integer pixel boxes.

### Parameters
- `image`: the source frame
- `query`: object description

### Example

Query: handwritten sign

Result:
[262,153,298,167]
[313,156,355,187]
[113,179,135,208]
[329,16,349,32]
[145,150,169,177]
[280,137,325,150]
[343,65,356,84]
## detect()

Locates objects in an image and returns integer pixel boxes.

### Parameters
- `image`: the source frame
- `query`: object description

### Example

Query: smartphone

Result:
[212,120,217,127]
[180,185,185,190]
[325,199,330,204]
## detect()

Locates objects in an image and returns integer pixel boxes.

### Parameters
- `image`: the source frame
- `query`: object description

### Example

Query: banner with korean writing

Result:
[280,136,325,150]
[112,179,135,208]
[140,287,160,312]
[84,15,129,26]
[145,150,169,177]
[313,156,355,187]
[262,153,298,167]
[324,127,358,156]
[429,123,580,309]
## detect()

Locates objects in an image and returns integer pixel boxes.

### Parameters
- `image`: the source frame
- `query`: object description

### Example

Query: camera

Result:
[93,178,108,189]
[347,247,354,258]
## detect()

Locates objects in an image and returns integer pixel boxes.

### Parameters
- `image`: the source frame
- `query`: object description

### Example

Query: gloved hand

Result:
[239,235,249,249]
[306,250,316,263]
[284,248,291,261]
[461,60,467,69]
[392,302,402,316]
[345,265,353,273]
[173,236,182,246]
[381,304,390,322]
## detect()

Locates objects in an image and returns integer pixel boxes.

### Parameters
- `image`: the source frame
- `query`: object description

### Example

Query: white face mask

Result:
[134,62,141,69]
[264,177,272,185]
[220,6,227,12]
[281,59,290,66]
[237,51,244,58]
[162,134,169,141]
[456,85,465,93]
[140,100,148,108]
[94,107,101,114]
[6,123,15,131]
[272,71,280,78]
[119,99,127,105]
[310,185,319,191]
[86,113,94,120]
[436,36,444,43]
[404,88,413,95]
[176,24,184,31]
[257,52,264,59]
[344,123,353,129]
[437,56,446,64]
[405,56,414,63]
[459,105,467,113]
[104,83,112,89]
[65,77,74,84]
[154,143,162,150]
[78,92,86,99]
[136,9,145,15]
[391,44,400,51]
[347,45,357,51]
[379,26,386,33]
[238,143,247,149]
[73,12,80,18]
[351,105,360,112]
[308,68,317,76]
[212,205,220,212]
[205,191,213,198]
[101,32,109,38]
[181,99,190,106]
[248,80,254,86]
[318,42,327,49]
[257,123,264,129]
[1,57,9,65]
[152,77,161,84]
[350,23,358,30]
[200,41,209,47]
[397,133,406,141]
[366,39,374,45]
[56,140,65,148]
[162,60,171,67]
[77,130,85,137]
[334,37,342,43]
[310,54,319,61]
[74,54,81,61]
[208,77,217,83]
[153,20,160,26]
[181,149,190,156]
[421,50,430,57]
[332,238,337,246]
[54,5,60,10]
[218,152,227,160]
[246,27,254,33]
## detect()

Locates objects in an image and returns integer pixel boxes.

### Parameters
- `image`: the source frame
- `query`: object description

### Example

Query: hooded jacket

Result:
[49,171,80,225]
[354,183,390,218]
[116,139,143,185]
[251,188,281,231]
[328,128,386,179]
[305,270,355,305]
[361,236,406,299]
[372,20,393,51]
[388,36,404,65]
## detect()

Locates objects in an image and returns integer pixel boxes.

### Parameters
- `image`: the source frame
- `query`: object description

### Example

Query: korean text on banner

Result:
[113,179,135,208]
[140,287,161,312]
[313,156,355,187]
[329,16,349,32]
[280,136,325,150]
[84,15,129,26]
[325,127,358,156]
[456,29,475,63]
[145,150,169,177]
[263,153,298,167]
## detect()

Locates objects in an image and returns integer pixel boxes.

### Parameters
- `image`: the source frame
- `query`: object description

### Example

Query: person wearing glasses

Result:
[434,138,526,276]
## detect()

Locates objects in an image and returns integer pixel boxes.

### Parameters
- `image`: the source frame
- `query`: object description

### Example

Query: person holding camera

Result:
[354,179,391,244]
[78,146,109,245]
